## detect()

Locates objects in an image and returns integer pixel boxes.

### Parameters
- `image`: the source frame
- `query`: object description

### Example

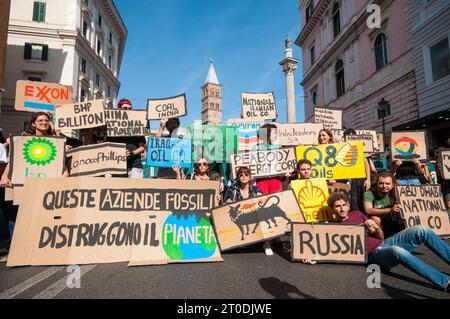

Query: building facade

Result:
[201,62,222,125]
[296,0,419,138]
[0,0,126,136]
[393,0,450,150]
[0,0,11,110]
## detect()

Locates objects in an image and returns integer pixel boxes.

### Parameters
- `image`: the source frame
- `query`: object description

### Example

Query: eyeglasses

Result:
[238,172,250,177]
[197,163,208,167]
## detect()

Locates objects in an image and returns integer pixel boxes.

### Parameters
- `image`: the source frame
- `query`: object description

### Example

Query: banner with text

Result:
[105,109,151,137]
[241,92,276,121]
[437,149,450,180]
[332,129,380,153]
[55,100,105,130]
[230,147,297,179]
[274,123,323,146]
[211,190,305,251]
[295,142,366,179]
[67,142,127,177]
[291,223,367,263]
[313,107,342,130]
[146,137,192,168]
[147,94,187,120]
[328,182,351,201]
[7,177,222,267]
[396,185,450,236]
[15,80,73,112]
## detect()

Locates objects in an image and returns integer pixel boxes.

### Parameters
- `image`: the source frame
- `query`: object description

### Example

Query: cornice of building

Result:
[295,0,334,47]
[201,82,223,89]
[300,0,394,87]
[8,23,77,39]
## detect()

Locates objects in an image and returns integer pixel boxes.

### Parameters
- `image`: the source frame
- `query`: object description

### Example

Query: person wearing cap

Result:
[106,99,146,178]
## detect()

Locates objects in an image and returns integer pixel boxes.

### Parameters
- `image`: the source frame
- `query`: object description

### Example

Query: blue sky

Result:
[114,0,304,127]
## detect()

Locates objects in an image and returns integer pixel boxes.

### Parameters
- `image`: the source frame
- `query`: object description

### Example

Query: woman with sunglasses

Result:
[224,166,262,203]
[185,157,224,199]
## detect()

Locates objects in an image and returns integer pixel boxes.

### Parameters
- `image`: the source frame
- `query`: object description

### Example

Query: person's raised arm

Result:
[0,162,12,188]
[155,118,168,138]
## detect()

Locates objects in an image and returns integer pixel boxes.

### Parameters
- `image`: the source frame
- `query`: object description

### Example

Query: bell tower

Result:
[201,61,222,125]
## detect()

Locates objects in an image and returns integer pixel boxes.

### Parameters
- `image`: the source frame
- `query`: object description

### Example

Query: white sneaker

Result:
[263,242,273,256]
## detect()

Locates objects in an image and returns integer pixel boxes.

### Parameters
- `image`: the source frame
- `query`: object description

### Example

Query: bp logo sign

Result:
[22,137,57,166]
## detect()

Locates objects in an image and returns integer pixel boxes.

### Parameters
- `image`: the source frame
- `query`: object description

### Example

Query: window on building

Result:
[83,0,89,6]
[24,43,48,61]
[333,2,341,38]
[375,33,388,70]
[97,39,102,55]
[82,20,88,38]
[108,55,112,69]
[310,46,315,65]
[109,32,113,44]
[98,14,102,28]
[80,89,87,101]
[95,73,100,87]
[28,76,42,82]
[306,1,314,23]
[32,2,46,22]
[81,58,87,74]
[312,92,317,106]
[430,37,450,82]
[335,59,345,97]
[107,85,111,97]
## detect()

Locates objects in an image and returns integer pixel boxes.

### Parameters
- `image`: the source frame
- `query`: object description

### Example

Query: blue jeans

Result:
[396,178,422,186]
[368,225,450,290]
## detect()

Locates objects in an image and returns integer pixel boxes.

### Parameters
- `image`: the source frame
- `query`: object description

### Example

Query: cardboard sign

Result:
[9,136,66,186]
[147,137,192,168]
[211,190,305,251]
[437,149,450,180]
[147,94,187,120]
[291,223,367,263]
[186,124,238,162]
[332,129,380,153]
[377,133,385,153]
[67,142,127,177]
[328,182,351,201]
[105,109,151,137]
[241,92,276,121]
[296,142,366,180]
[274,123,324,146]
[7,177,222,267]
[230,147,297,179]
[391,131,428,161]
[15,80,73,112]
[396,185,450,236]
[227,119,263,151]
[55,100,105,130]
[345,135,374,153]
[291,179,334,222]
[313,107,342,130]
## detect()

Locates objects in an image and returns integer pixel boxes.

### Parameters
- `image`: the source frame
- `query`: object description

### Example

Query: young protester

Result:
[363,172,404,238]
[317,128,334,145]
[224,166,262,203]
[106,99,146,178]
[389,158,431,185]
[303,193,450,291]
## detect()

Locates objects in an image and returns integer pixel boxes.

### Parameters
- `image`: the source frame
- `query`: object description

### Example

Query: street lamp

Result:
[377,98,390,135]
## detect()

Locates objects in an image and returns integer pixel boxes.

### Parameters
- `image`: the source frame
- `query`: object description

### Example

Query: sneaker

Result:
[263,242,273,256]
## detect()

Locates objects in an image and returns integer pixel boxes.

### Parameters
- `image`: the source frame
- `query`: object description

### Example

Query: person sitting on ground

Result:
[363,172,404,238]
[389,158,431,186]
[224,166,262,203]
[303,193,450,291]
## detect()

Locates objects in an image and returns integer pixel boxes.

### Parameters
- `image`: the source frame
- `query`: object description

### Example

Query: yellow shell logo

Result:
[298,180,327,209]
[335,143,358,167]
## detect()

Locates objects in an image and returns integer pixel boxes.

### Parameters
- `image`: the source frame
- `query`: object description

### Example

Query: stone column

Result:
[279,38,299,123]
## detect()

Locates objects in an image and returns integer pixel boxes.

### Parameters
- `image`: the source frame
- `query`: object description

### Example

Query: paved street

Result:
[0,240,449,299]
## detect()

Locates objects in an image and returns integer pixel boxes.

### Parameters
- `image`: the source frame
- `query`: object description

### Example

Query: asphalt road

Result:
[0,240,449,299]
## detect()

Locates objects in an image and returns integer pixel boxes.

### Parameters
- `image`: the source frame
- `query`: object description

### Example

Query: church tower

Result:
[201,61,222,125]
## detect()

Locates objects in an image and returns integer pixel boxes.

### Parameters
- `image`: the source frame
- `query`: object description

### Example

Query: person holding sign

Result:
[363,172,405,238]
[389,158,430,186]
[224,166,262,203]
[303,193,450,291]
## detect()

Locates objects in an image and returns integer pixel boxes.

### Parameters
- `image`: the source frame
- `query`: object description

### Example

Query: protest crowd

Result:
[0,88,449,293]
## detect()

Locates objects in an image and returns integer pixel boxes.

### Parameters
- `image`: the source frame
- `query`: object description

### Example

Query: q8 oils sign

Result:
[295,142,366,180]
[9,136,66,186]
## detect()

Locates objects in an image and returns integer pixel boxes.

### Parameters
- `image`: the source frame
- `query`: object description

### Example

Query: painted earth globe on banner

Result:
[162,214,217,260]
[394,137,420,159]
